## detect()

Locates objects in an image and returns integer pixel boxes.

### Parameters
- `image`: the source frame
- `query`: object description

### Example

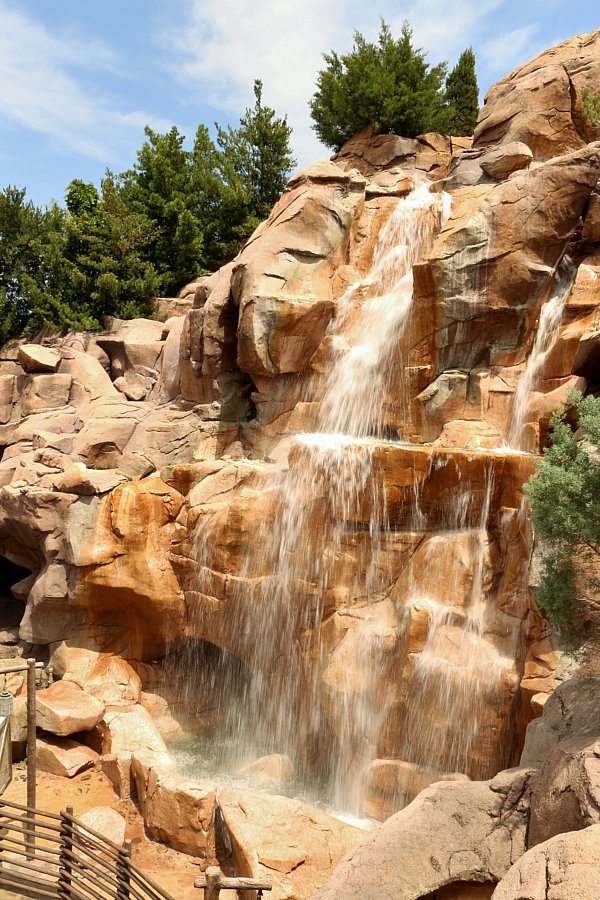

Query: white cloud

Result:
[0,3,168,162]
[163,0,362,167]
[480,24,544,79]
[162,0,534,168]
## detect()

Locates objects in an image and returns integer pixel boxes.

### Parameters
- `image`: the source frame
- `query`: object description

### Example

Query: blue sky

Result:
[0,0,598,208]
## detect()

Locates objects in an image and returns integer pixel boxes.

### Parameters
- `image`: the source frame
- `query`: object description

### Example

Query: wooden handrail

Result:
[0,798,176,900]
[195,866,273,898]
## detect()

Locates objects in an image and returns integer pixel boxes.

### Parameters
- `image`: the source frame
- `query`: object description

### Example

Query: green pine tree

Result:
[215,78,297,257]
[310,21,448,151]
[524,391,600,637]
[444,47,479,136]
[63,177,160,326]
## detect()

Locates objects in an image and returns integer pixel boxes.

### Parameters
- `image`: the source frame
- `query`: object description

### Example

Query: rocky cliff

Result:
[1,25,600,900]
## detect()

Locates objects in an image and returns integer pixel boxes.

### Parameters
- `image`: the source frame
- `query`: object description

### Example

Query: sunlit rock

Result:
[36,680,105,736]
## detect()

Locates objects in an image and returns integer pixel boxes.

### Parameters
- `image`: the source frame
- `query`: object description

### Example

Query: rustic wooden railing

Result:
[0,798,175,900]
[195,866,272,898]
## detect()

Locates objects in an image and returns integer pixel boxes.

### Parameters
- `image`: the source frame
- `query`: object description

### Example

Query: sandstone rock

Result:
[582,193,600,243]
[316,770,533,899]
[53,462,127,496]
[36,735,98,777]
[492,824,600,899]
[479,142,533,180]
[100,753,132,799]
[239,753,294,785]
[20,374,72,415]
[36,680,105,736]
[473,29,600,159]
[131,752,215,858]
[413,144,600,379]
[100,706,171,763]
[219,787,365,898]
[363,758,470,821]
[18,344,61,373]
[79,806,126,846]
[79,657,142,708]
[433,420,502,450]
[334,126,452,180]
[233,160,365,381]
[58,349,118,402]
[521,677,600,847]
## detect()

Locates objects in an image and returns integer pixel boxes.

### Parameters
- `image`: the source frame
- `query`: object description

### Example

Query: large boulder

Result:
[492,824,600,899]
[315,770,533,899]
[520,676,600,847]
[219,787,365,899]
[79,806,127,847]
[36,735,98,778]
[131,753,216,859]
[36,680,105,736]
[472,28,600,159]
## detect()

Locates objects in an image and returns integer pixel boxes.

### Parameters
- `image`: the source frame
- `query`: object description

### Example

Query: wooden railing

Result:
[0,798,175,900]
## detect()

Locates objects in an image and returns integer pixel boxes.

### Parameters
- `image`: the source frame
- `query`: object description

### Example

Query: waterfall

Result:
[228,184,452,812]
[179,182,534,822]
[184,184,452,811]
[390,471,515,807]
[507,259,575,449]
[319,184,452,438]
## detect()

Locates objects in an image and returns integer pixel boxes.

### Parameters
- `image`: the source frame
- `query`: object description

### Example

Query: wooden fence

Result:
[0,798,175,900]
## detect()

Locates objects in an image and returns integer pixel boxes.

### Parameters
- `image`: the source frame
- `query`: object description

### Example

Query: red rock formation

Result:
[1,28,600,895]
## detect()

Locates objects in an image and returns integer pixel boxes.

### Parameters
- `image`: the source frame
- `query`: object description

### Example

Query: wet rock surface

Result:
[0,25,600,900]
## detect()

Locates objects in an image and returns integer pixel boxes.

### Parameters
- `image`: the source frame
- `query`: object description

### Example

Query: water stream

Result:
[507,258,575,449]
[177,182,528,817]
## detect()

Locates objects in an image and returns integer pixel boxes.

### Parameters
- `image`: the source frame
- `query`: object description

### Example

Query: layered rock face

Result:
[0,28,600,869]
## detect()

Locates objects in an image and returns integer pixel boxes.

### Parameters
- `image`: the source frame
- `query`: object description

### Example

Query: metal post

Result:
[25,659,36,858]
[116,839,132,899]
[58,805,73,899]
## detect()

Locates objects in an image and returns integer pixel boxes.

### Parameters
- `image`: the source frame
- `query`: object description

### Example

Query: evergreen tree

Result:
[214,79,297,259]
[63,177,160,326]
[310,21,448,151]
[444,47,479,136]
[0,186,76,343]
[524,391,600,636]
[121,126,204,295]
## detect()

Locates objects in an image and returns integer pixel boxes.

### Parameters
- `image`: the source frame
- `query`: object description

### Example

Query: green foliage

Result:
[581,88,600,136]
[63,176,160,326]
[444,47,479,136]
[0,78,296,340]
[524,391,600,635]
[116,84,295,291]
[65,180,101,221]
[119,126,204,295]
[0,186,77,343]
[213,79,296,262]
[310,21,448,150]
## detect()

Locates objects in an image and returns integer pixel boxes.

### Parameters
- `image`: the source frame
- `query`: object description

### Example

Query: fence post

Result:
[25,658,37,859]
[58,805,74,899]
[116,838,132,899]
[204,866,222,900]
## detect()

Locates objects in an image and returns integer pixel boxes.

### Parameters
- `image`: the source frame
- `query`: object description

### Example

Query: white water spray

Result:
[507,259,575,449]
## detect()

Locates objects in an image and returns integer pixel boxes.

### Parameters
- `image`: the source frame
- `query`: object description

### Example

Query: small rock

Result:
[239,753,294,785]
[79,806,126,847]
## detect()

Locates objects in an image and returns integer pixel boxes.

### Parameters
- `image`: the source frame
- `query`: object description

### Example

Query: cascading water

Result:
[389,469,517,808]
[179,180,529,820]
[507,258,575,449]
[180,183,453,814]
